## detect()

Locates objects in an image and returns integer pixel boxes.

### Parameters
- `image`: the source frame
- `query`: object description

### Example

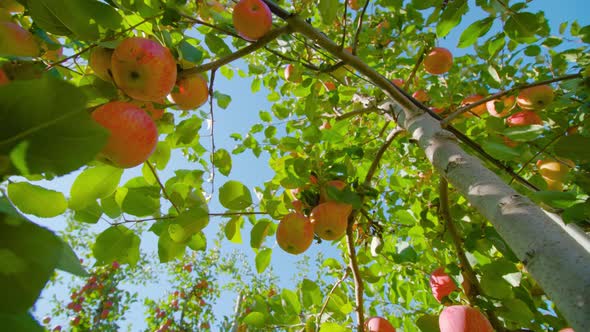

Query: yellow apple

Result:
[0,22,40,57]
[276,212,314,255]
[310,201,352,241]
[89,46,114,82]
[517,85,554,110]
[423,47,453,75]
[169,74,209,110]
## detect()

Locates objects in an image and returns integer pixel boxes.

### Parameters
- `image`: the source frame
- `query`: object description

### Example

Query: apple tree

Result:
[0,0,589,331]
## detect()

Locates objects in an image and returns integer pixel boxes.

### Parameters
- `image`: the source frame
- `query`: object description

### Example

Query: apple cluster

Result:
[276,178,353,255]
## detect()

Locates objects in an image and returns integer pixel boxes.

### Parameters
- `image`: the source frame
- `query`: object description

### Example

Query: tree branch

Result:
[345,215,365,332]
[441,73,582,124]
[179,25,290,78]
[208,69,217,195]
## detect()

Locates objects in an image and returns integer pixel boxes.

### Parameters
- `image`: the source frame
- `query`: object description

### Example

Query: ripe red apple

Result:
[232,0,272,41]
[423,47,453,75]
[366,316,396,332]
[517,85,554,110]
[558,328,574,332]
[0,68,9,85]
[276,212,314,254]
[0,22,40,57]
[537,158,574,191]
[430,107,444,114]
[92,101,159,168]
[439,305,493,332]
[506,110,543,127]
[412,89,430,103]
[89,46,114,82]
[460,94,487,117]
[429,267,457,302]
[284,64,302,83]
[310,201,352,240]
[486,95,515,117]
[111,37,177,102]
[169,74,209,110]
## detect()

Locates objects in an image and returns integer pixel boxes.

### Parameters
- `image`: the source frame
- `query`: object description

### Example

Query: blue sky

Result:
[29,0,590,330]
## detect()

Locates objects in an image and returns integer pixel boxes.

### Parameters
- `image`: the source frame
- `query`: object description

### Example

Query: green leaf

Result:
[28,0,122,40]
[214,91,232,109]
[73,200,102,224]
[416,314,440,332]
[458,17,495,48]
[437,0,468,38]
[56,240,88,277]
[178,39,203,63]
[502,125,544,142]
[205,33,232,56]
[301,279,323,308]
[187,232,207,251]
[224,216,243,244]
[0,77,108,176]
[255,248,272,273]
[554,134,590,163]
[158,229,186,262]
[7,182,66,218]
[168,204,209,243]
[319,322,349,332]
[250,220,271,249]
[243,311,266,328]
[92,225,140,266]
[116,186,160,217]
[318,0,339,25]
[524,45,541,56]
[219,180,252,210]
[532,191,581,209]
[504,12,540,43]
[480,273,513,299]
[500,298,535,324]
[0,312,44,332]
[395,210,416,225]
[212,149,232,176]
[69,165,123,210]
[0,213,61,314]
[281,288,301,314]
[482,141,522,161]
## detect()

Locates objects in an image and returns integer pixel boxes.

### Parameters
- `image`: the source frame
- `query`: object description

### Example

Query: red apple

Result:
[131,100,166,121]
[276,212,314,254]
[439,305,493,332]
[0,22,40,57]
[111,37,177,102]
[486,95,515,117]
[460,94,487,117]
[349,0,362,10]
[506,110,543,127]
[366,316,396,332]
[310,201,352,241]
[232,0,272,41]
[558,328,574,332]
[89,46,114,82]
[430,107,444,114]
[429,267,457,302]
[169,74,209,110]
[412,89,430,103]
[423,47,453,75]
[517,85,554,110]
[92,101,159,168]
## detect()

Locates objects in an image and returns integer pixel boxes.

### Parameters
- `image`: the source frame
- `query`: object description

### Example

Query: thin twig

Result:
[209,69,217,195]
[364,128,404,186]
[146,161,181,214]
[345,215,365,332]
[317,268,350,325]
[179,25,290,78]
[351,0,372,53]
[403,46,427,91]
[181,14,244,40]
[335,106,380,121]
[439,177,506,332]
[442,73,582,124]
